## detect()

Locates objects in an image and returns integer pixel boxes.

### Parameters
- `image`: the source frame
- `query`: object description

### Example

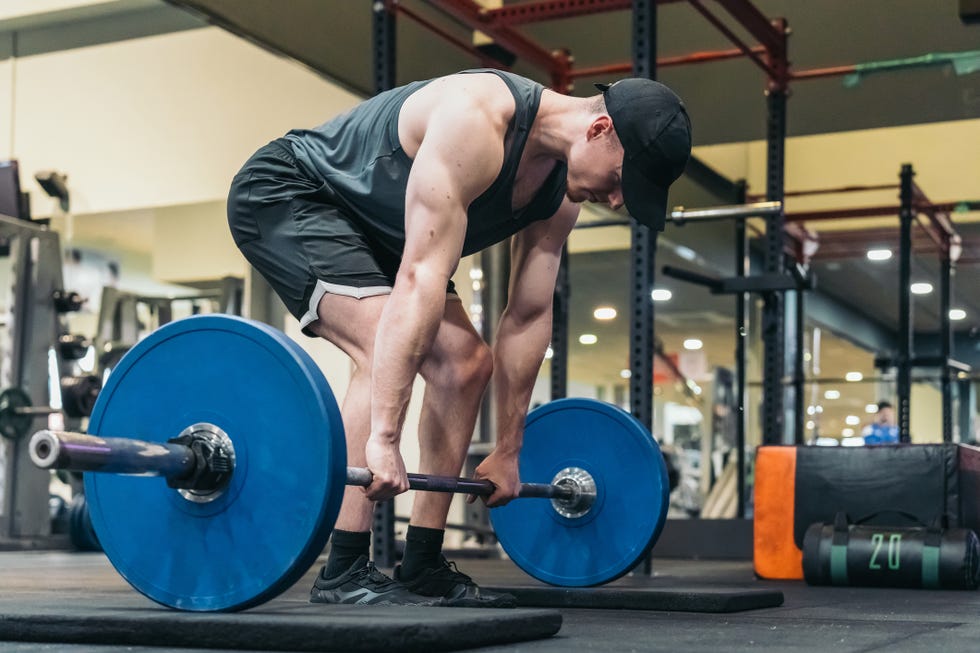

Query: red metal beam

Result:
[567,45,767,79]
[427,0,570,87]
[685,0,777,80]
[791,64,858,81]
[712,0,783,54]
[393,2,506,69]
[484,0,632,26]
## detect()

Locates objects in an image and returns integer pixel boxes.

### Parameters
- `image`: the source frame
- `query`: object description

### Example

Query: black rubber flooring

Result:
[4,551,980,652]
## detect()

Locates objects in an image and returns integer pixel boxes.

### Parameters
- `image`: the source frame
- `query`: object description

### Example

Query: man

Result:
[227,69,691,607]
[862,401,899,445]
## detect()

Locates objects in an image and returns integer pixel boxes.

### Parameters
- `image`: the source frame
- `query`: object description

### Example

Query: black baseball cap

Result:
[596,79,692,231]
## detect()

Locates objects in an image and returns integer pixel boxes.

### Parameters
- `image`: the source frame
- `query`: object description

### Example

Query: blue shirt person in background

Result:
[862,401,899,445]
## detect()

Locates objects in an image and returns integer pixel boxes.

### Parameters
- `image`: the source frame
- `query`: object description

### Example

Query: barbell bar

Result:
[30,429,586,504]
[27,314,670,612]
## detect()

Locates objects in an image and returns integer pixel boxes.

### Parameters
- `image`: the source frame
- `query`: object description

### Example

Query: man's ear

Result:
[586,115,615,141]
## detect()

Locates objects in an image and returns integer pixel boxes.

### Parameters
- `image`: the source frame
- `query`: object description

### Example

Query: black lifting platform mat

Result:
[485,585,784,613]
[0,603,562,652]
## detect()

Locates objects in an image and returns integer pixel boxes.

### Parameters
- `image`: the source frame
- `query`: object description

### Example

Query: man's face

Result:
[565,117,626,212]
[877,407,895,425]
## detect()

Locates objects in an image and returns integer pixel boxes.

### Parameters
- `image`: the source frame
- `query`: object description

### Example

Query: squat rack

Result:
[780,169,977,444]
[370,0,797,563]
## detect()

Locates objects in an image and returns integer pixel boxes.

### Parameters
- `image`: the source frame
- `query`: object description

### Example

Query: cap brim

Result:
[622,160,669,232]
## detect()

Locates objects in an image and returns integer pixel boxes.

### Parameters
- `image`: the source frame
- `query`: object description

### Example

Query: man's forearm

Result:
[492,308,552,454]
[370,275,447,442]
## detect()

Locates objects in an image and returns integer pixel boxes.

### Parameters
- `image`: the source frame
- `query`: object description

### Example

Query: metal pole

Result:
[940,242,953,443]
[551,246,569,400]
[761,89,788,445]
[734,181,748,518]
[631,0,657,578]
[898,164,914,444]
[372,0,398,567]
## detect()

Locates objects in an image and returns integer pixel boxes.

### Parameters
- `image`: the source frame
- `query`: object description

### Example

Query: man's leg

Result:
[307,291,442,606]
[395,300,516,607]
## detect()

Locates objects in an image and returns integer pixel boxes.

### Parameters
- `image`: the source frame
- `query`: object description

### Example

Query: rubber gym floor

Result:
[2,551,980,652]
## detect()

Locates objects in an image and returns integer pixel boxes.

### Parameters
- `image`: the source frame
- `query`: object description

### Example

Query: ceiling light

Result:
[950,308,967,321]
[867,249,892,261]
[675,245,697,261]
[842,428,855,437]
[579,334,598,345]
[845,371,863,382]
[866,403,878,413]
[544,346,554,360]
[806,420,815,430]
[910,282,933,295]
[824,390,840,400]
[683,338,703,351]
[593,306,617,320]
[469,268,483,280]
[651,289,672,302]
[620,369,631,379]
[845,415,860,426]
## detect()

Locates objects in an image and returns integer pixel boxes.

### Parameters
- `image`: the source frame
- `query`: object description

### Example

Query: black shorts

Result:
[227,139,457,336]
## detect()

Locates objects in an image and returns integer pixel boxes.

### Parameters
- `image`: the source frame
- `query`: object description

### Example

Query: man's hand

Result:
[363,436,409,501]
[469,449,521,507]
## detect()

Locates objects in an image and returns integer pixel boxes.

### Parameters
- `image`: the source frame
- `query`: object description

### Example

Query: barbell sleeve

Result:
[30,429,196,479]
[31,430,577,501]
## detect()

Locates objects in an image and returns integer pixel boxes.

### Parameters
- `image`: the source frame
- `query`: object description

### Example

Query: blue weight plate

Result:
[85,315,346,611]
[490,398,669,587]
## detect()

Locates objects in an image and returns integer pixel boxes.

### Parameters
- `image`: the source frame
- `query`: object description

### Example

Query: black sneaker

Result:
[395,556,517,608]
[310,556,444,606]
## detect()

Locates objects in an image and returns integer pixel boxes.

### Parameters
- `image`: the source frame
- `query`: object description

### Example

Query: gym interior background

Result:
[1,0,980,649]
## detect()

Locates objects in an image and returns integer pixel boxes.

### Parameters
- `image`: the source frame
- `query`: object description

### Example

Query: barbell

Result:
[28,315,670,612]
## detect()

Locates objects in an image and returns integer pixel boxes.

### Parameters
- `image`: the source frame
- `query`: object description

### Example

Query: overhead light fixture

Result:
[824,389,840,400]
[845,371,863,382]
[806,420,815,430]
[544,346,554,360]
[866,249,892,261]
[865,403,878,414]
[910,282,933,295]
[579,334,598,345]
[593,306,617,320]
[651,289,672,302]
[950,308,967,321]
[683,338,703,351]
[842,428,856,437]
[845,415,860,426]
[620,369,631,379]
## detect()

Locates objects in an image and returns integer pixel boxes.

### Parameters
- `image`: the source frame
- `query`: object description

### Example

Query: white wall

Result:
[5,26,360,216]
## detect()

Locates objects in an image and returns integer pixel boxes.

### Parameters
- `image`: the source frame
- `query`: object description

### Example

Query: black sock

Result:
[399,526,446,581]
[323,529,371,578]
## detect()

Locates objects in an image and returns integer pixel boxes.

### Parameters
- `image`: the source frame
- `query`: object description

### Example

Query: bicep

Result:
[400,102,504,281]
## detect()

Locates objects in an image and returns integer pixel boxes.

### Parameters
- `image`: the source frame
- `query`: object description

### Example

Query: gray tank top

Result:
[284,69,567,257]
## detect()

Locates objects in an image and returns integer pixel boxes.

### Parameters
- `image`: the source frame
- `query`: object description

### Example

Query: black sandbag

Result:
[803,512,980,590]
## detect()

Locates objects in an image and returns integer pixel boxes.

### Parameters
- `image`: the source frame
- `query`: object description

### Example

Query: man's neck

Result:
[525,90,591,163]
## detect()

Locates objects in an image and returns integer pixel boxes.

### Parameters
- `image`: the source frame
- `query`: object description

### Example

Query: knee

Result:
[425,339,493,396]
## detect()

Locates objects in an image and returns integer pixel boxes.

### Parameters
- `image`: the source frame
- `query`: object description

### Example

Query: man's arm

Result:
[473,198,580,506]
[364,93,505,501]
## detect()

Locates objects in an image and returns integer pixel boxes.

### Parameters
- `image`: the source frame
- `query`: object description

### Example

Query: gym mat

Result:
[0,602,562,652]
[486,585,784,612]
